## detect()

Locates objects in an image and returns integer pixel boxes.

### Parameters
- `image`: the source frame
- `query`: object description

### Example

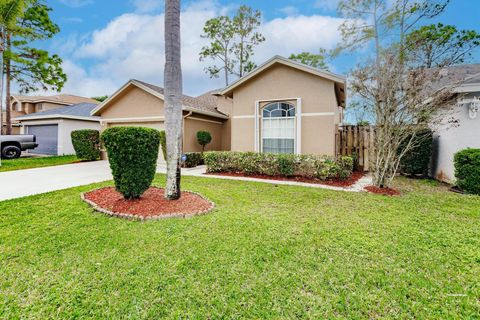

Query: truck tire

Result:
[1,145,22,159]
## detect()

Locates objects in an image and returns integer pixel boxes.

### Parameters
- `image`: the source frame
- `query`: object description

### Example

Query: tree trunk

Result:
[5,33,11,135]
[164,0,183,200]
[224,52,229,86]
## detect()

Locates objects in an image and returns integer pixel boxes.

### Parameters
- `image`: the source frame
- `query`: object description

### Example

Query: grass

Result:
[0,175,479,318]
[0,155,79,172]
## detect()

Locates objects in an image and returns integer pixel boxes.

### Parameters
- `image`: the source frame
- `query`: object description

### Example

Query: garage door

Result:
[26,124,58,155]
[107,122,165,162]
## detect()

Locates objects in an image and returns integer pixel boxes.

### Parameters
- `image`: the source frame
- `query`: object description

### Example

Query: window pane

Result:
[263,139,295,154]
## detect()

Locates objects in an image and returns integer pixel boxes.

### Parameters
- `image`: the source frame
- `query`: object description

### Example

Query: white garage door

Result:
[26,124,58,155]
[107,122,165,162]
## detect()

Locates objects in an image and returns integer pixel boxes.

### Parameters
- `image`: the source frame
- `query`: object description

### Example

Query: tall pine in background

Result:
[3,0,66,134]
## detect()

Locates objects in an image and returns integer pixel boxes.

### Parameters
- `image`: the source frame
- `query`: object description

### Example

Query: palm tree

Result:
[164,0,182,200]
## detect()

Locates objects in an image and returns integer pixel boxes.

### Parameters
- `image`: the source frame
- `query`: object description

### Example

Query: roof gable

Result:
[219,56,346,97]
[91,80,228,119]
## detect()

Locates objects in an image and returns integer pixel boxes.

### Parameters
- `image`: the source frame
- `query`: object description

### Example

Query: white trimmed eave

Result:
[219,55,347,96]
[14,115,101,123]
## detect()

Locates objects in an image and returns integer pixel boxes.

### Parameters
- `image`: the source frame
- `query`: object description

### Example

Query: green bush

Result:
[184,152,203,168]
[101,127,161,199]
[399,129,433,176]
[159,130,167,160]
[276,154,296,176]
[197,130,212,152]
[71,129,100,161]
[454,148,480,195]
[204,151,353,180]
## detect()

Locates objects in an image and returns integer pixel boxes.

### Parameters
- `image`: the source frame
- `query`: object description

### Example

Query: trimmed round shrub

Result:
[101,127,161,199]
[159,130,167,160]
[399,129,433,176]
[454,148,480,195]
[196,130,212,152]
[71,129,100,160]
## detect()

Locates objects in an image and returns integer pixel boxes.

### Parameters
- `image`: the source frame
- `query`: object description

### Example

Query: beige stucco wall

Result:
[216,95,233,151]
[229,63,339,156]
[100,85,165,119]
[41,102,68,112]
[184,117,223,152]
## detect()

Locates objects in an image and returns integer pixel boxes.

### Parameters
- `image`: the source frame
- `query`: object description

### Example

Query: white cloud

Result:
[58,0,93,8]
[60,60,118,97]
[131,0,163,13]
[61,1,344,97]
[314,0,340,11]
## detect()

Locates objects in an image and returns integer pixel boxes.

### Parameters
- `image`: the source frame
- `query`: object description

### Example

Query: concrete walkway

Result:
[0,161,371,201]
[193,167,372,192]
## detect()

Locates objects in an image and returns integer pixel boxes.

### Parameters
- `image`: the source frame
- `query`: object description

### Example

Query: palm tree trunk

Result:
[5,32,11,135]
[164,0,183,200]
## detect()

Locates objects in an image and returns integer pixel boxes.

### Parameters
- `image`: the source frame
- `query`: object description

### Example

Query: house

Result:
[431,64,480,183]
[92,56,346,161]
[15,103,101,155]
[3,94,97,134]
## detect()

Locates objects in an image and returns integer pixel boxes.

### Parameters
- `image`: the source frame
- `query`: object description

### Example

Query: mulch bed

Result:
[205,171,365,188]
[364,185,401,196]
[82,187,214,221]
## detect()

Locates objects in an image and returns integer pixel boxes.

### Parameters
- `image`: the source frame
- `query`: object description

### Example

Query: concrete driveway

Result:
[0,161,197,201]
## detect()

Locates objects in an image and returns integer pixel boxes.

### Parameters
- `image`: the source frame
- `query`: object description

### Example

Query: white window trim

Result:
[255,98,302,155]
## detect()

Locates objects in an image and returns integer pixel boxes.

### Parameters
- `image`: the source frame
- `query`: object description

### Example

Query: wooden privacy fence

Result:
[336,125,375,171]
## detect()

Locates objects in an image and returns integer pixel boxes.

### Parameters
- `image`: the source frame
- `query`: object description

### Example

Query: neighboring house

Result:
[3,94,97,134]
[15,103,101,155]
[92,56,346,161]
[431,64,480,183]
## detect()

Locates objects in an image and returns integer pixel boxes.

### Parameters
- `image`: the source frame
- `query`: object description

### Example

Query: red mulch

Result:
[84,187,213,218]
[205,171,364,188]
[364,185,401,196]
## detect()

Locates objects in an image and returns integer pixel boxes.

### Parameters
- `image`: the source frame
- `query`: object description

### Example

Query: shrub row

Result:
[204,151,353,180]
[454,148,480,195]
[184,152,204,168]
[102,127,161,199]
[71,129,101,161]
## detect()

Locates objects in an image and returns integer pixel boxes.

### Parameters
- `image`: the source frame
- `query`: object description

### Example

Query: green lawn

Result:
[0,155,79,172]
[0,175,479,318]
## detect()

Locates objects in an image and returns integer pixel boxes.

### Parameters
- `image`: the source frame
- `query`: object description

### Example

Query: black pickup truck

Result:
[0,135,38,159]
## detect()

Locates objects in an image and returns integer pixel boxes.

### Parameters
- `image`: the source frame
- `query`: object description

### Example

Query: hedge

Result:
[399,129,433,176]
[204,151,353,180]
[101,127,161,199]
[184,152,203,168]
[159,130,167,161]
[71,129,100,160]
[454,148,480,195]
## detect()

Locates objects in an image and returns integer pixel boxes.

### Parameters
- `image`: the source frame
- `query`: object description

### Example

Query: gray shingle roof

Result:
[429,64,480,91]
[134,80,228,117]
[15,103,100,121]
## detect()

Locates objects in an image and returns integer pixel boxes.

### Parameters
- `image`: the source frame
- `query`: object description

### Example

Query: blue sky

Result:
[37,0,480,97]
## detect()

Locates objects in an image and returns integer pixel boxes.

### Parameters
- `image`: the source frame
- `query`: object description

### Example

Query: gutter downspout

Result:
[182,111,193,154]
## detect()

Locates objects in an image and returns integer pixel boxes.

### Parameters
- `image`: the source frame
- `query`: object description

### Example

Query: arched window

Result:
[261,102,296,154]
